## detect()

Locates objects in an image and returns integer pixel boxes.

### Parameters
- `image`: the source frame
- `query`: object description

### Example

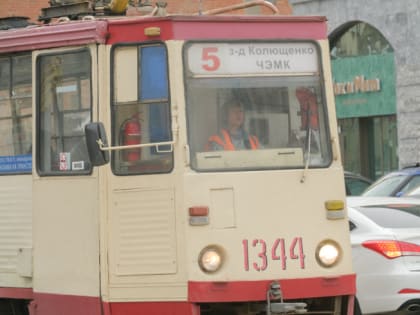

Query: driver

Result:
[206,100,260,151]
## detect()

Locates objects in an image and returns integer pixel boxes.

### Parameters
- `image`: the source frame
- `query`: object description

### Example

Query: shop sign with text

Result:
[332,53,396,118]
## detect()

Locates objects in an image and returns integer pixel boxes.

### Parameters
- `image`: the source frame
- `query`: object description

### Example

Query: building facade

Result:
[0,0,48,23]
[291,0,420,179]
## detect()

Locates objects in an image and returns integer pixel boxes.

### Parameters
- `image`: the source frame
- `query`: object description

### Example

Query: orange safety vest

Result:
[207,129,259,151]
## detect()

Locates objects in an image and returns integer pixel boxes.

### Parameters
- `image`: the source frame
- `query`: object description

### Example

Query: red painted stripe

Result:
[109,301,200,315]
[0,287,33,299]
[30,292,102,315]
[107,16,327,44]
[0,20,108,53]
[12,274,354,315]
[399,288,420,294]
[28,293,199,315]
[0,16,326,54]
[188,274,356,302]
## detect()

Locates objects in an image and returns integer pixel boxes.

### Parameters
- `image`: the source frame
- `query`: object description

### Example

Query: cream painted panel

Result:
[114,47,138,102]
[210,187,236,229]
[108,283,187,301]
[0,175,32,288]
[33,178,100,296]
[184,167,352,281]
[109,188,177,276]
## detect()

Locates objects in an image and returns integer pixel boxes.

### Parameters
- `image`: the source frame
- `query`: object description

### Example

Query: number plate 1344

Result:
[242,237,305,271]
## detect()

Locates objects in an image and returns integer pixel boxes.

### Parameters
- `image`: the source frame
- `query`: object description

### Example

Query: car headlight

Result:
[198,245,224,273]
[316,240,341,268]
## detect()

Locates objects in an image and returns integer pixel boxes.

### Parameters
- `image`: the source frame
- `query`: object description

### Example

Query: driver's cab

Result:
[86,40,332,175]
[184,41,331,172]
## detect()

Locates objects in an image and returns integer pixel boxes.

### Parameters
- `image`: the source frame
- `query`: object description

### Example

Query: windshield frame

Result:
[182,39,332,172]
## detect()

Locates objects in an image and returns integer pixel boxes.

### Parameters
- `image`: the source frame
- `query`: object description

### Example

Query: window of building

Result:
[339,115,398,179]
[330,22,393,58]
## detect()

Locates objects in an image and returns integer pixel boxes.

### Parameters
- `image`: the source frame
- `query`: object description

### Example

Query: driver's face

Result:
[227,105,244,130]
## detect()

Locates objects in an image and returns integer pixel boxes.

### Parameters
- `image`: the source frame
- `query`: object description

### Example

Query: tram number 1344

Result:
[242,237,305,271]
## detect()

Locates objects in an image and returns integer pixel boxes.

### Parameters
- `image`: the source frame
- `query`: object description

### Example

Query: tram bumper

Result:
[267,302,307,314]
[266,282,307,314]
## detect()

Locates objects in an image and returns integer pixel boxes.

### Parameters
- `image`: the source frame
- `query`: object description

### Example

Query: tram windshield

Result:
[184,41,332,171]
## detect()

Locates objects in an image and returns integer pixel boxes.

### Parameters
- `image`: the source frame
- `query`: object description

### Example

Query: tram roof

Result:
[0,15,327,54]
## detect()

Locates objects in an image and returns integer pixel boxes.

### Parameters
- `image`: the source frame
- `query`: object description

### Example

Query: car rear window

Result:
[357,204,420,228]
[362,174,408,196]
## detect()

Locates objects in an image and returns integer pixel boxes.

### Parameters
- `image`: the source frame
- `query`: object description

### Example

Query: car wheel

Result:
[398,300,420,313]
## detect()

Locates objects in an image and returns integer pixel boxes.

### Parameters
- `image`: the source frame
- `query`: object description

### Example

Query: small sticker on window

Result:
[59,152,71,171]
[72,161,85,171]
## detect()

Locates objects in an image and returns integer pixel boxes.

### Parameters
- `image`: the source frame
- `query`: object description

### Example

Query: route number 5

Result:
[201,47,220,71]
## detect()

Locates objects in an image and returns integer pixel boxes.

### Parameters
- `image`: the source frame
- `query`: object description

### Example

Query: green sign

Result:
[331,53,396,118]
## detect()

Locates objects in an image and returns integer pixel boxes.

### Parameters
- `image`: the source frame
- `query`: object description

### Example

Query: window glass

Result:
[111,44,172,175]
[339,115,398,181]
[339,118,360,174]
[0,54,32,174]
[373,116,398,179]
[184,41,331,172]
[330,22,393,58]
[399,175,420,195]
[37,50,92,175]
[346,177,371,196]
[362,174,407,196]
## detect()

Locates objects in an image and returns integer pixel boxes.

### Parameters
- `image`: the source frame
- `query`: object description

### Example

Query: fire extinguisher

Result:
[120,113,142,162]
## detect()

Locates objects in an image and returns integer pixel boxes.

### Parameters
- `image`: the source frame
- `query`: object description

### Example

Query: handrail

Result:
[198,0,279,16]
[97,139,175,151]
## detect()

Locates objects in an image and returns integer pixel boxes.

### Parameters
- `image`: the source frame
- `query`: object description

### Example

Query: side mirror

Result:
[85,122,110,166]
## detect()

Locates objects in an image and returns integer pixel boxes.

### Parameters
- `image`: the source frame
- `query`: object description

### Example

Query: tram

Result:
[0,1,355,314]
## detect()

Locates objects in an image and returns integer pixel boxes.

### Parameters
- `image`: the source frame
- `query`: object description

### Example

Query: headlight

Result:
[198,245,224,273]
[316,240,341,268]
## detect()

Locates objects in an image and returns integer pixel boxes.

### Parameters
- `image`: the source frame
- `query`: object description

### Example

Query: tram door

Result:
[105,43,182,297]
[32,46,101,301]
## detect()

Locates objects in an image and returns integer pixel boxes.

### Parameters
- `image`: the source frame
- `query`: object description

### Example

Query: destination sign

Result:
[187,42,319,75]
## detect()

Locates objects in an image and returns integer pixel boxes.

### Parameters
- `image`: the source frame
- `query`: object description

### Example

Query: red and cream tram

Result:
[0,1,355,314]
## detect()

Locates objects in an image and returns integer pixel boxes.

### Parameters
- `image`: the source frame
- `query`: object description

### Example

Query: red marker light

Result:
[189,206,209,216]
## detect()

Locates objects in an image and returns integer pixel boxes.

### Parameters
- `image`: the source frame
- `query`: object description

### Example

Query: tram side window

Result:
[37,50,92,175]
[111,44,172,175]
[0,54,32,174]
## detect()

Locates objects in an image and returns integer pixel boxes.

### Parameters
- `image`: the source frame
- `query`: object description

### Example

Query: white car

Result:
[347,195,420,208]
[348,201,420,314]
